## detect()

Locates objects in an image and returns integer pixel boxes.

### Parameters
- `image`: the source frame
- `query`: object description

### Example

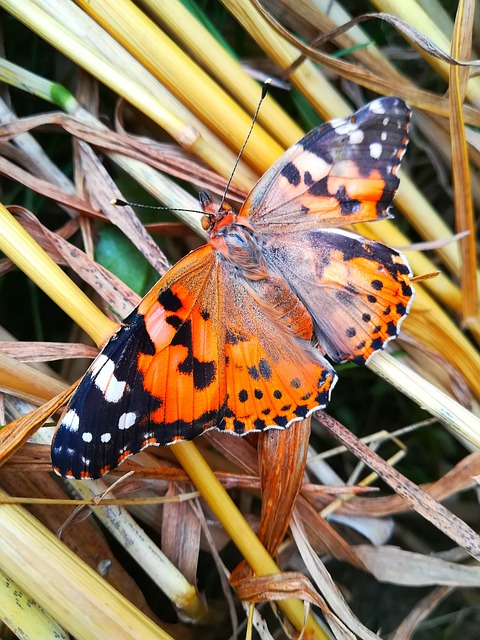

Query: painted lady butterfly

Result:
[52,97,414,479]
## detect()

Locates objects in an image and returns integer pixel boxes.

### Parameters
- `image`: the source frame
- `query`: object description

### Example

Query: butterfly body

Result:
[52,97,414,479]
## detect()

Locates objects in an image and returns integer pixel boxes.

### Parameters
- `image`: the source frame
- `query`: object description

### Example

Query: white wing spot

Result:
[383,116,390,126]
[62,409,80,432]
[101,433,112,443]
[381,131,387,141]
[334,121,359,135]
[349,129,364,144]
[369,100,386,115]
[91,354,127,403]
[118,412,136,430]
[369,142,382,159]
[82,432,93,443]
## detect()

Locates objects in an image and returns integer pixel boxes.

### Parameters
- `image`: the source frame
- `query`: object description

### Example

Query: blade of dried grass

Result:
[68,479,206,620]
[0,488,174,639]
[320,451,480,518]
[0,568,69,639]
[290,514,380,640]
[316,411,480,560]
[78,141,170,276]
[0,342,98,362]
[390,585,452,640]
[449,0,478,324]
[369,352,480,448]
[355,544,480,586]
[373,0,480,104]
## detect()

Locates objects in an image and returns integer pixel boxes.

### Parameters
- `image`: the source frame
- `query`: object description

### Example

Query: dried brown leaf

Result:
[161,484,201,587]
[355,544,480,586]
[0,342,98,362]
[257,420,310,556]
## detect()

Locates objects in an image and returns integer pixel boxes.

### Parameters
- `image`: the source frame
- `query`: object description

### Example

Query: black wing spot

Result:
[367,294,377,303]
[254,388,264,399]
[371,279,384,290]
[258,358,272,381]
[290,378,301,389]
[386,321,397,336]
[346,327,356,337]
[362,313,371,322]
[166,315,182,329]
[371,337,384,350]
[158,288,183,312]
[281,161,301,186]
[248,365,260,380]
[238,389,248,403]
[273,389,282,400]
[396,302,407,315]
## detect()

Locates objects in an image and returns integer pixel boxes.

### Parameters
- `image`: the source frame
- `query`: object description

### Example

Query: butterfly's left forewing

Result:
[52,245,226,478]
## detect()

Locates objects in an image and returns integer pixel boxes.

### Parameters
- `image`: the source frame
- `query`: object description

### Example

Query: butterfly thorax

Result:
[201,192,269,280]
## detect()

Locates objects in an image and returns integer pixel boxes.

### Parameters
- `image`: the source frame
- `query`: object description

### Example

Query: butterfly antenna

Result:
[111,198,202,215]
[219,79,271,211]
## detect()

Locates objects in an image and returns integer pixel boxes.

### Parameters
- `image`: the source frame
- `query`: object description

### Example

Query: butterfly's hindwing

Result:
[264,229,414,364]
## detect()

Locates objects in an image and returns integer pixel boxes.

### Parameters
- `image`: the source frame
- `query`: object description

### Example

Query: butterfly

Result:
[52,96,414,479]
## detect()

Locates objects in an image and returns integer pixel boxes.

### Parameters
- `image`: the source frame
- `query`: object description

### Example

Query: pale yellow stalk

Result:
[369,353,480,449]
[74,0,285,173]
[0,567,69,639]
[138,0,305,146]
[0,490,173,639]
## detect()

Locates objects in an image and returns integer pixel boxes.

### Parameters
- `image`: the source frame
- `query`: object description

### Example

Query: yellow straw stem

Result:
[0,203,117,346]
[139,0,305,147]
[75,0,285,174]
[0,491,173,639]
[172,441,328,638]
